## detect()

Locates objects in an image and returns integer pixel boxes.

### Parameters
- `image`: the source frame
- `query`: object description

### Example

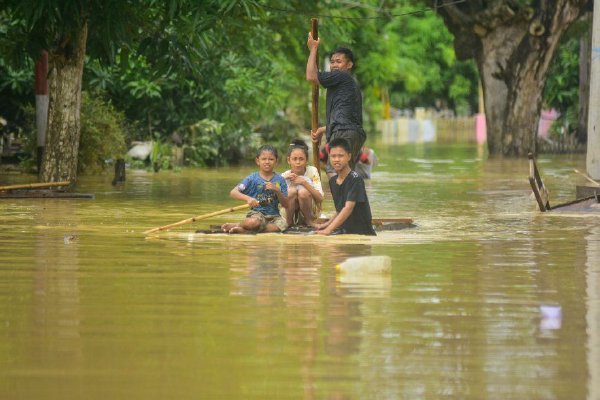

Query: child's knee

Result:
[241,217,261,230]
[298,188,311,199]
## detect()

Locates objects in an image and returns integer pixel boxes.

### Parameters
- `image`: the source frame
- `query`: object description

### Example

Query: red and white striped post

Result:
[34,50,48,174]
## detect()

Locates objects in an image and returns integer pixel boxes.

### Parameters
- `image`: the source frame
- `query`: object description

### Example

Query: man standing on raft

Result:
[306,32,366,178]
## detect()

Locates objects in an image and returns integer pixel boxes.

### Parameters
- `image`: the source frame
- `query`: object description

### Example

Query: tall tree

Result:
[434,0,589,156]
[2,1,137,182]
[40,19,88,183]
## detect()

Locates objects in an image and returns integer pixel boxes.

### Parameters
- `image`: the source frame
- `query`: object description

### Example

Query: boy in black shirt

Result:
[315,138,376,236]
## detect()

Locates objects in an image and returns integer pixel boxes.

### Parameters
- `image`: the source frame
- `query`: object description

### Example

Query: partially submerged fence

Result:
[378,113,584,154]
[378,116,478,145]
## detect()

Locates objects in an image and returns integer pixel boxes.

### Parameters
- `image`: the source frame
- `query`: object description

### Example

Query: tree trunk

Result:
[40,20,88,183]
[436,0,588,156]
[484,22,565,156]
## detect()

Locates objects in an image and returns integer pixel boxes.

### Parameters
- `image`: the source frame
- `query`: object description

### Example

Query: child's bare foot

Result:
[228,226,246,234]
[221,223,238,232]
[306,219,319,228]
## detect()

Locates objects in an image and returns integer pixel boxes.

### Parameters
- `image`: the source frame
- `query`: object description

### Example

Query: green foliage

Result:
[0,59,33,131]
[543,17,588,138]
[149,140,173,172]
[1,0,148,62]
[85,53,178,140]
[10,104,36,172]
[14,92,126,173]
[2,0,484,170]
[0,62,31,94]
[0,10,34,130]
[544,39,580,112]
[177,119,223,167]
[303,1,478,121]
[82,0,310,164]
[78,92,127,173]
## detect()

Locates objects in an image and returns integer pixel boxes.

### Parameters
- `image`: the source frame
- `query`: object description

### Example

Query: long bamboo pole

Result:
[310,18,321,177]
[143,204,250,235]
[0,181,70,191]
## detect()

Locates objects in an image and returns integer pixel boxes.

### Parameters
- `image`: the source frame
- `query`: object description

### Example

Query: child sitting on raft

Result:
[281,139,324,227]
[315,138,376,236]
[221,145,289,234]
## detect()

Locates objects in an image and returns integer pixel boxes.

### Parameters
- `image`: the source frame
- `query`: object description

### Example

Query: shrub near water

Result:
[78,92,127,173]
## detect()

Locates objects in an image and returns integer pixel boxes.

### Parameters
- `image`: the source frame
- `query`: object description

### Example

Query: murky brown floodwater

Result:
[1,142,599,399]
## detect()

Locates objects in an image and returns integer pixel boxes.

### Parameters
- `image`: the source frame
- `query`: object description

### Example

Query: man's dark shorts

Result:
[326,129,366,175]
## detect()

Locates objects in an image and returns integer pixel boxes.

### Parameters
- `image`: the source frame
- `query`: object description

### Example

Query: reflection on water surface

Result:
[0,143,598,399]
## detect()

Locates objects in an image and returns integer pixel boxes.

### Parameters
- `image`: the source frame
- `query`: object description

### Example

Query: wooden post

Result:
[311,18,321,176]
[112,158,126,186]
[35,50,48,175]
[587,2,600,179]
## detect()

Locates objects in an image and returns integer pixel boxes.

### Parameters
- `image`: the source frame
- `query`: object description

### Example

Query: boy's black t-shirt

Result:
[317,70,364,141]
[329,171,376,236]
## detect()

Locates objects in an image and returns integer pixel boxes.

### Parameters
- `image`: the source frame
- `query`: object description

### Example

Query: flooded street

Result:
[1,143,599,399]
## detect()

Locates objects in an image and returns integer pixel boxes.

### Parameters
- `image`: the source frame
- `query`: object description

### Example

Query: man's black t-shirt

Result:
[318,70,364,141]
[329,171,376,236]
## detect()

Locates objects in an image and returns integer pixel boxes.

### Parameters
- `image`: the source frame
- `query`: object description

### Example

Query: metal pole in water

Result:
[587,1,600,179]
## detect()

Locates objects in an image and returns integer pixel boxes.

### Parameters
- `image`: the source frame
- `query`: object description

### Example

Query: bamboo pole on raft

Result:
[143,204,250,235]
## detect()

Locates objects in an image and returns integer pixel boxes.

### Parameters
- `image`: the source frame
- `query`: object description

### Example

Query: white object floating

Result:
[335,255,392,274]
[540,305,562,319]
[539,304,562,330]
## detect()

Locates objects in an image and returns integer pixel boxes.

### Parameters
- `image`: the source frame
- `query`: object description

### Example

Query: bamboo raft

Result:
[528,153,600,212]
[194,218,416,234]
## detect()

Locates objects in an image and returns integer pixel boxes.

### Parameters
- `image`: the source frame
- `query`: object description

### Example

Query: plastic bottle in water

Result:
[335,255,392,274]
